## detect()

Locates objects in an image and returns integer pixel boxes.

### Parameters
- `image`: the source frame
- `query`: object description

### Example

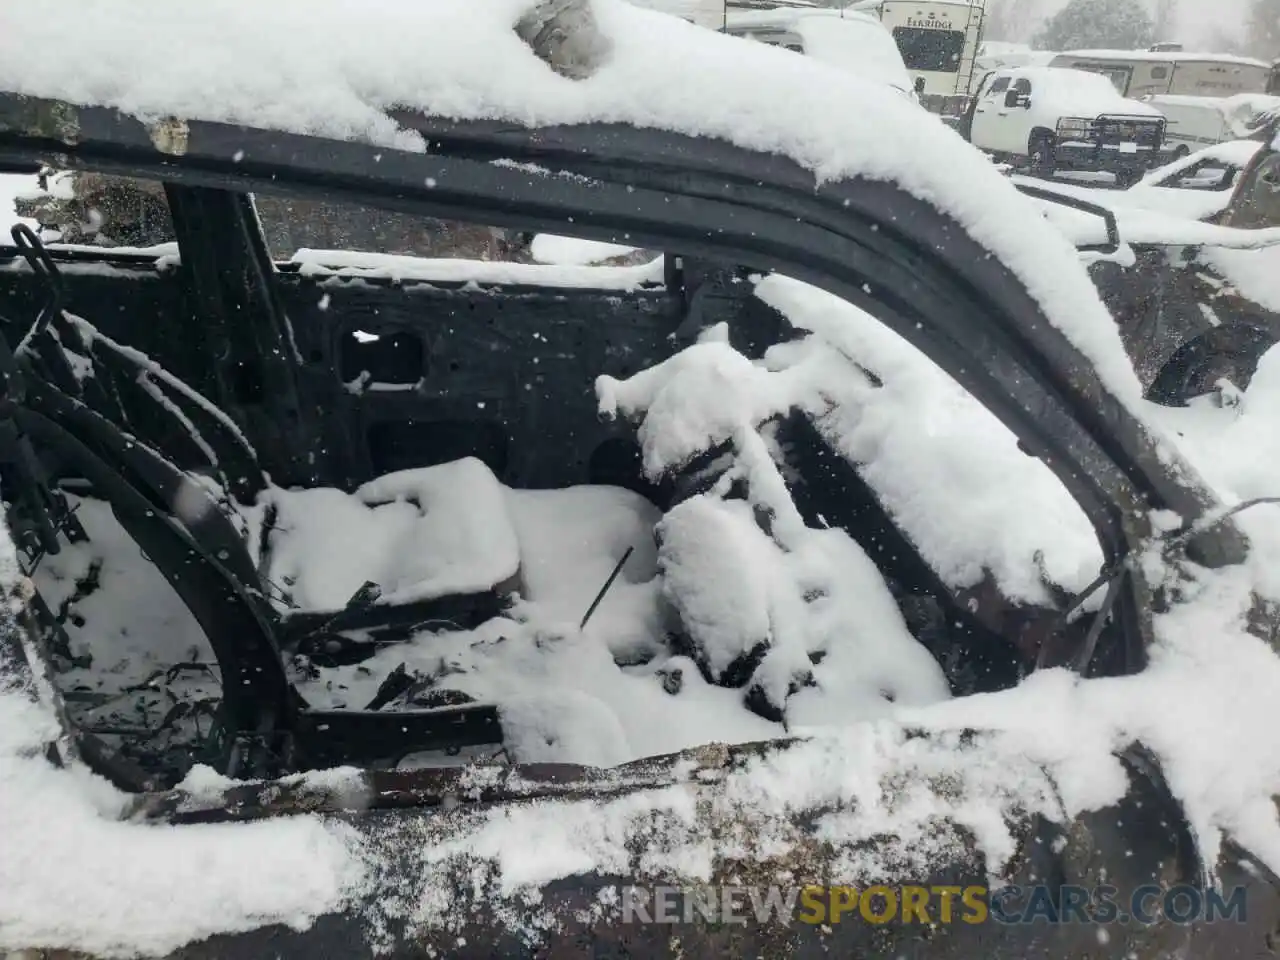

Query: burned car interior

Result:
[0,94,1246,806]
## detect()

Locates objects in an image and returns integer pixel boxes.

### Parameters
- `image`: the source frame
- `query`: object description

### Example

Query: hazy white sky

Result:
[1034,0,1251,47]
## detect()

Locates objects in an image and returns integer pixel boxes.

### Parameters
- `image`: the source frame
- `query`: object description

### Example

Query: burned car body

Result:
[1,2,1279,958]
[1020,121,1280,405]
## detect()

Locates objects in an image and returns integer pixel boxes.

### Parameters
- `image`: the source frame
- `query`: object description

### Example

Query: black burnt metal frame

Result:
[0,95,1246,772]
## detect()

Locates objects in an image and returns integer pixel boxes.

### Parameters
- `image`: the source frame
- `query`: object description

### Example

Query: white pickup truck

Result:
[961,66,1170,184]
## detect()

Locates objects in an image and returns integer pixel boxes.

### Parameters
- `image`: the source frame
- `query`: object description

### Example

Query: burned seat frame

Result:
[0,222,506,781]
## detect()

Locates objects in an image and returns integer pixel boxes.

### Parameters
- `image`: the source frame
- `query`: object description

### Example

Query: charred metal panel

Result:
[1090,248,1280,400]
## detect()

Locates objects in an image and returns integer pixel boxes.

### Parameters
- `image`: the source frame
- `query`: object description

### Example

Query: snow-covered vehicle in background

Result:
[1143,93,1280,158]
[1049,48,1275,100]
[640,0,985,114]
[2,1,1280,958]
[720,6,917,100]
[1016,139,1263,222]
[963,66,1169,184]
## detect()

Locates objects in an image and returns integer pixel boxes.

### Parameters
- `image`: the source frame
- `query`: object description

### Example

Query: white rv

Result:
[1048,49,1272,100]
[721,8,917,99]
[628,2,918,101]
[850,0,986,111]
[632,1,986,113]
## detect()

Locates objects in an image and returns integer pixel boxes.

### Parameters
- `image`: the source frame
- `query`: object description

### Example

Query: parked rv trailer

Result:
[1049,50,1272,100]
[859,0,986,113]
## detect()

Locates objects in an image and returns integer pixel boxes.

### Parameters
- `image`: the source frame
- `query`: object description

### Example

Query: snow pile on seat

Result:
[601,295,1101,605]
[263,458,520,611]
[503,484,661,634]
[0,0,1146,408]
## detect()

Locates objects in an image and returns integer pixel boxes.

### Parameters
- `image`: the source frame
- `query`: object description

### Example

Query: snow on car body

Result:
[965,66,1168,183]
[0,1,1279,958]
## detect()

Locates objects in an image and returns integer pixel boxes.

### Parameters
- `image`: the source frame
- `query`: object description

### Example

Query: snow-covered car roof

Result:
[0,0,1148,405]
[995,67,1163,117]
[722,8,914,95]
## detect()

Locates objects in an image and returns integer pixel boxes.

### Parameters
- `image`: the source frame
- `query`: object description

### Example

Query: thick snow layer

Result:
[0,172,41,234]
[753,275,1102,602]
[0,680,364,958]
[0,0,1148,407]
[1203,246,1280,315]
[293,248,664,289]
[528,233,639,265]
[264,458,521,612]
[599,288,1100,603]
[1001,67,1162,118]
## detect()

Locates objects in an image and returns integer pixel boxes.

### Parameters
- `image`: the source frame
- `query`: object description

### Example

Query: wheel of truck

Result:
[1028,132,1056,178]
[1172,145,1191,160]
[1146,325,1279,406]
